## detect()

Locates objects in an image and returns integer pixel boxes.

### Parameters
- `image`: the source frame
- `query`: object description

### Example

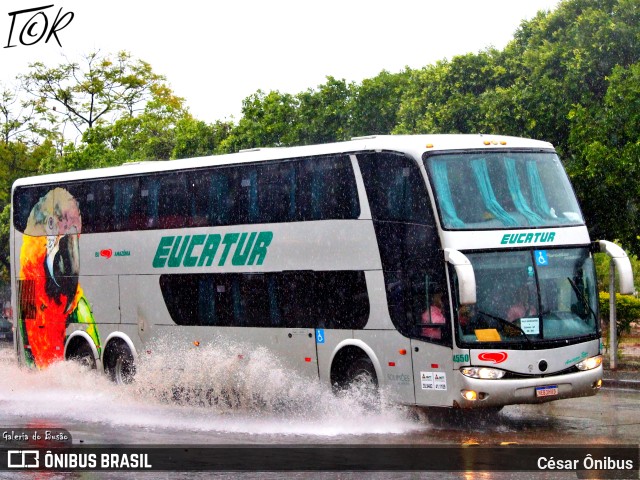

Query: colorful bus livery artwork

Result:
[17,187,99,368]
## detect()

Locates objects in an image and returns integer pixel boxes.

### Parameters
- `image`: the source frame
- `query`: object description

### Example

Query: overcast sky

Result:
[1,0,562,123]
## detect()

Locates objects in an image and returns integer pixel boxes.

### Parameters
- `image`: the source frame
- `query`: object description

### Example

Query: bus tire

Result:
[68,341,96,370]
[107,343,136,385]
[344,356,378,392]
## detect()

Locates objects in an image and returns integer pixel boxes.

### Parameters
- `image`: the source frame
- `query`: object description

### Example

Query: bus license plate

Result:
[536,385,558,397]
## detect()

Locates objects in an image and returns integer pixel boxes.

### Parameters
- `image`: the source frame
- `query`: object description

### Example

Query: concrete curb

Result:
[602,378,640,390]
[602,368,640,390]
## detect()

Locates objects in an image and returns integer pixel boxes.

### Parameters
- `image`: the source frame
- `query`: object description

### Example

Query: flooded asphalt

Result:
[0,341,638,479]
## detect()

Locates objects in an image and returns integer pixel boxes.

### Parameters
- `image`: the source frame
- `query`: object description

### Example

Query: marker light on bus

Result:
[461,390,478,401]
[576,355,602,371]
[461,367,506,379]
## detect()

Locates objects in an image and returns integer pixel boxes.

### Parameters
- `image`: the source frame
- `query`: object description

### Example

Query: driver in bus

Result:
[458,303,478,334]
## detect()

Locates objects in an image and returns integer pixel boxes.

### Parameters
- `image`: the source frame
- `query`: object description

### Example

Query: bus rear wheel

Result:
[107,343,136,385]
[69,342,96,370]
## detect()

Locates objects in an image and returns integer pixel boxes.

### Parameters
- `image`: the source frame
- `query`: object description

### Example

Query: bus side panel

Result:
[354,330,414,405]
[76,275,120,326]
[147,325,320,380]
[66,274,120,352]
[121,275,320,380]
[411,339,455,407]
[361,271,395,330]
[119,274,174,349]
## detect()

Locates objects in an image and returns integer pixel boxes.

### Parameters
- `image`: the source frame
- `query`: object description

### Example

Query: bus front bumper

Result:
[454,366,603,409]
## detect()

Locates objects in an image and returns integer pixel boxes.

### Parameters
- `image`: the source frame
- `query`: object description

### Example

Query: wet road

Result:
[1,342,638,478]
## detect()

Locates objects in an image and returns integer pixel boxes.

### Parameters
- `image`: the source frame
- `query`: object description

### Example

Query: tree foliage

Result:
[599,292,640,339]
[20,51,166,137]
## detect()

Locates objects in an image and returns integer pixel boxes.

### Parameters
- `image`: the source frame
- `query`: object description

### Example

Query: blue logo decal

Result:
[535,250,549,266]
[316,329,325,344]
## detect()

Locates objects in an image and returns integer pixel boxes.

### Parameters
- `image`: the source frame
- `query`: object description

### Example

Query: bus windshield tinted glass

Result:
[456,248,598,346]
[424,151,583,229]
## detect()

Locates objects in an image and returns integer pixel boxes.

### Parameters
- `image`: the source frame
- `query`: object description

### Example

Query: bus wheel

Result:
[69,342,96,370]
[344,357,378,394]
[108,344,136,385]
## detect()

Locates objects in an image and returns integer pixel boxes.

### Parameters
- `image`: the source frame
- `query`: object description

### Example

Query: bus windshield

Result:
[456,248,598,347]
[424,151,583,230]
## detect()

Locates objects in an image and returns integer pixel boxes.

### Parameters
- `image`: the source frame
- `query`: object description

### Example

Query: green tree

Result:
[218,90,299,153]
[0,85,43,146]
[0,141,51,198]
[349,70,410,137]
[37,81,189,173]
[20,51,165,137]
[599,292,640,340]
[395,50,507,135]
[295,77,354,145]
[567,63,640,255]
[172,117,233,159]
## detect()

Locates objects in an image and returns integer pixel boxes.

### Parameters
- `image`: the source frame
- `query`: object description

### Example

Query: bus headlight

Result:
[460,367,506,379]
[576,355,602,371]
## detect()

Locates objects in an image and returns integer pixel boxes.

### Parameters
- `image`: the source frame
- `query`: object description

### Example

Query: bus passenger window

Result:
[158,173,189,229]
[94,183,114,229]
[257,162,297,223]
[299,155,359,221]
[113,179,141,231]
[160,272,369,329]
[208,171,232,226]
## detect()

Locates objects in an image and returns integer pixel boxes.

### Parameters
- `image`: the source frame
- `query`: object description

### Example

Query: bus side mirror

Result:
[598,240,635,294]
[444,248,476,305]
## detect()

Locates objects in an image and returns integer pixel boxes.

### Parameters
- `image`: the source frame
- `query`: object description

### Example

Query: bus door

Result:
[411,340,454,407]
[409,273,455,407]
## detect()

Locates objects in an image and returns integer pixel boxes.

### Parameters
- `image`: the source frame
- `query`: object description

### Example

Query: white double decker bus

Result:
[10,135,634,409]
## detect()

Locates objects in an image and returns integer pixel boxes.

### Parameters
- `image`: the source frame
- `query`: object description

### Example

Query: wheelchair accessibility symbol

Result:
[535,250,549,266]
[316,329,325,344]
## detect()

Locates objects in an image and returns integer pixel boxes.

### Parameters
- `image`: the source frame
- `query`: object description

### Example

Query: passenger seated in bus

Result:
[507,286,537,322]
[421,293,446,339]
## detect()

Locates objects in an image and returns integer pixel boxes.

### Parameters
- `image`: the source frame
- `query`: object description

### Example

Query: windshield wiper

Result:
[477,310,533,346]
[566,277,598,324]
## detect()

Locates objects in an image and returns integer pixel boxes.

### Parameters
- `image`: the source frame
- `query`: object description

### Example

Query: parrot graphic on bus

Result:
[18,187,100,368]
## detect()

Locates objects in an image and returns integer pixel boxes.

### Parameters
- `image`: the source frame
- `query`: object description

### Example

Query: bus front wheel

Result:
[107,343,136,385]
[344,357,378,391]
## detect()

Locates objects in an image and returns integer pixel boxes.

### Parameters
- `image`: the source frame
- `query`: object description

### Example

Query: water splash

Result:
[0,342,422,437]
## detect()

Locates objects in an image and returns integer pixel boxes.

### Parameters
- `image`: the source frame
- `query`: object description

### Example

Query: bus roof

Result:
[12,134,555,188]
